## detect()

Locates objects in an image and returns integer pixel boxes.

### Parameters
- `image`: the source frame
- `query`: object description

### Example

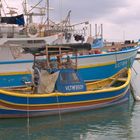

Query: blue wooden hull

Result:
[0,78,130,118]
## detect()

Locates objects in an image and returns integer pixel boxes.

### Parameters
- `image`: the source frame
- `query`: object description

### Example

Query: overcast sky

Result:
[3,0,140,41]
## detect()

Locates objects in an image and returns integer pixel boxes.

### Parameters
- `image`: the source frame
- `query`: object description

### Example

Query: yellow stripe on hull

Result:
[0,71,31,76]
[78,61,115,69]
[0,89,128,108]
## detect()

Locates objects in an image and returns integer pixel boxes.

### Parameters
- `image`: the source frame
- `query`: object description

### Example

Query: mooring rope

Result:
[26,94,30,139]
[56,94,62,121]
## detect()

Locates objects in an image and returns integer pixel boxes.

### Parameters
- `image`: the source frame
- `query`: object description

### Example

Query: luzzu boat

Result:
[0,45,131,118]
[0,68,131,118]
[0,44,139,87]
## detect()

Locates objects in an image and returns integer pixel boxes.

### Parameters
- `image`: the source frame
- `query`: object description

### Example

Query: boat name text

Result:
[65,85,84,91]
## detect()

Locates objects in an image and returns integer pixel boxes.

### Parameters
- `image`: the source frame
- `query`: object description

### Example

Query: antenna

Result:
[101,24,103,38]
[95,24,97,39]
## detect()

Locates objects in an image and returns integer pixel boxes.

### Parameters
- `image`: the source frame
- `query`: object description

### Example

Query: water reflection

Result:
[0,101,135,140]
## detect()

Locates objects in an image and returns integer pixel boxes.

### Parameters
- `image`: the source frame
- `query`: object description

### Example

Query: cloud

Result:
[50,0,128,22]
[104,0,140,24]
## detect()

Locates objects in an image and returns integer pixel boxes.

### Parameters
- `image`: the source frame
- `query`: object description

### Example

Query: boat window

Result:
[60,72,67,83]
[27,40,45,44]
[71,72,80,83]
[60,72,80,84]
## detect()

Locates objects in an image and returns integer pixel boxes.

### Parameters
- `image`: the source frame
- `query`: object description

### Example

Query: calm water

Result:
[1,61,140,140]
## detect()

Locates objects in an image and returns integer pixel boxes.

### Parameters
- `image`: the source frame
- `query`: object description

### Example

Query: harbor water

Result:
[1,60,140,140]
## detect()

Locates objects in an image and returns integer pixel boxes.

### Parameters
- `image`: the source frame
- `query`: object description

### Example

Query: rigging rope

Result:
[1,0,8,16]
[27,0,43,14]
[59,0,62,22]
[3,0,8,8]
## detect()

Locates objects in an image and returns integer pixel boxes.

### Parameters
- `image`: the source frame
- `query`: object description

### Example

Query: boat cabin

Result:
[23,43,90,93]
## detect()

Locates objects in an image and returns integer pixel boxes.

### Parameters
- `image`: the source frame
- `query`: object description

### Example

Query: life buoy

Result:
[27,23,40,38]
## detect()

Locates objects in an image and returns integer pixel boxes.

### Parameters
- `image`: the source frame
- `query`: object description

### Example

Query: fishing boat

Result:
[0,45,131,118]
[0,43,138,87]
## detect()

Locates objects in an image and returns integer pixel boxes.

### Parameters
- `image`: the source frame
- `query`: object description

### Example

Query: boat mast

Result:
[23,0,29,24]
[24,0,28,15]
[46,0,50,32]
[0,0,2,23]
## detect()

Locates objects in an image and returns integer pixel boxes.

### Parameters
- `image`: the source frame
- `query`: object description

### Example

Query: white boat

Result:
[0,0,89,48]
